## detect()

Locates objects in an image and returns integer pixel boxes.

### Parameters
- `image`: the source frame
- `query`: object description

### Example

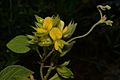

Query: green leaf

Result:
[35,15,43,23]
[60,41,75,57]
[52,15,60,27]
[50,73,64,80]
[61,61,70,66]
[7,35,30,53]
[35,22,43,28]
[58,20,64,31]
[56,66,74,79]
[63,22,77,38]
[0,65,34,80]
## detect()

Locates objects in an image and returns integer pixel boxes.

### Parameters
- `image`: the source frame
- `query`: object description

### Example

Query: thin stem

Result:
[43,49,54,62]
[43,66,51,68]
[97,7,102,18]
[39,48,54,80]
[43,47,48,57]
[67,20,101,43]
[36,46,43,59]
[44,63,54,80]
[40,63,44,80]
[67,6,104,43]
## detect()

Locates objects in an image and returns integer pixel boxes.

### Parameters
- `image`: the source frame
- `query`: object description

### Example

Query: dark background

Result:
[0,0,120,80]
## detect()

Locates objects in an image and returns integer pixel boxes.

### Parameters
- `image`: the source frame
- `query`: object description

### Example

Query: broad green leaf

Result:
[7,35,30,53]
[0,65,34,80]
[50,73,64,80]
[56,66,74,79]
[14,76,29,80]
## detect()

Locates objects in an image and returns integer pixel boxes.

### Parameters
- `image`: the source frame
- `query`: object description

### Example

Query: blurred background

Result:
[0,0,120,80]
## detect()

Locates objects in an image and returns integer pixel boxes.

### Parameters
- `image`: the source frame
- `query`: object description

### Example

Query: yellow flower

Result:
[49,24,69,50]
[49,28,62,41]
[49,27,63,50]
[43,17,53,31]
[34,16,75,51]
[35,17,53,33]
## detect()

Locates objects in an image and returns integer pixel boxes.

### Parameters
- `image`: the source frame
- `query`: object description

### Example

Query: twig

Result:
[44,63,54,80]
[40,63,44,80]
[43,49,54,62]
[36,46,43,59]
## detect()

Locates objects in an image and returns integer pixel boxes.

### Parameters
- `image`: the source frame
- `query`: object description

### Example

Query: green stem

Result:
[36,46,43,59]
[40,63,44,80]
[43,49,54,62]
[67,20,101,43]
[40,48,54,80]
[67,6,104,43]
[97,6,103,18]
[44,63,54,80]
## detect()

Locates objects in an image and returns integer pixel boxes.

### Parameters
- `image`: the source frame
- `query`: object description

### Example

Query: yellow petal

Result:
[63,26,68,34]
[35,28,47,33]
[43,17,53,31]
[54,41,59,50]
[49,28,62,41]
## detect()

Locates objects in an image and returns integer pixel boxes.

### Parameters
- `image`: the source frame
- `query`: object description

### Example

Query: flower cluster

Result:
[28,15,77,54]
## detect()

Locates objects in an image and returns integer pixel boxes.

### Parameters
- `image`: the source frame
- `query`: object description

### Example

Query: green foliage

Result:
[61,61,70,66]
[50,73,64,80]
[60,41,75,57]
[2,3,113,80]
[63,22,77,38]
[35,15,43,23]
[0,65,33,80]
[56,66,74,79]
[7,35,30,53]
